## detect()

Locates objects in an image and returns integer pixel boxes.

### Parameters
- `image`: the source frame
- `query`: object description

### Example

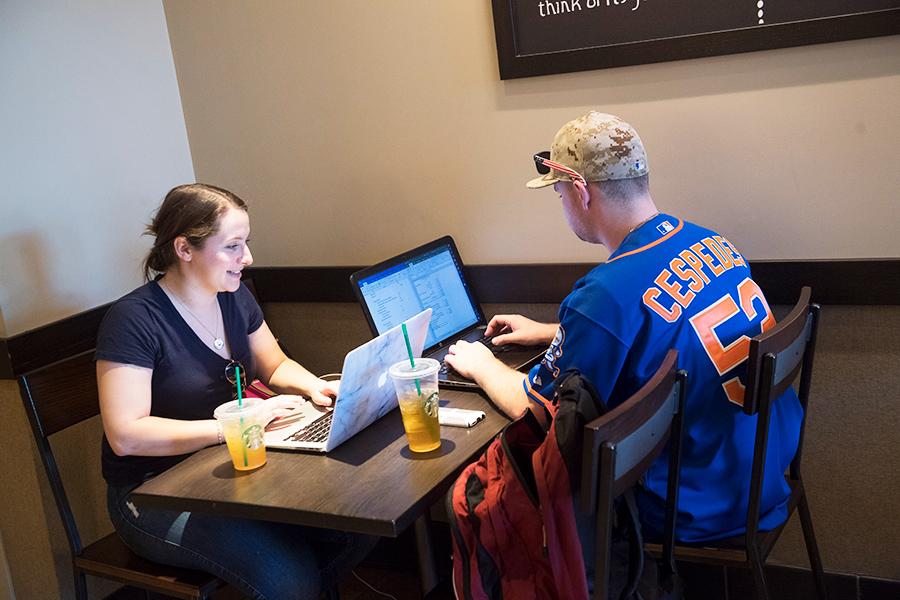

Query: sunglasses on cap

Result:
[533,151,587,185]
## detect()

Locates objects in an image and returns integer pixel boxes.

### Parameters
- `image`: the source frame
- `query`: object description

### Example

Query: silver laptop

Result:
[265,309,431,452]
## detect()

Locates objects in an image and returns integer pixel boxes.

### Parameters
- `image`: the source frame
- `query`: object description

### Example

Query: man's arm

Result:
[444,341,531,419]
[486,314,558,348]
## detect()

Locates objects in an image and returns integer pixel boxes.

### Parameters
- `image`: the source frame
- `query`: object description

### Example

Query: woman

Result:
[96,184,374,599]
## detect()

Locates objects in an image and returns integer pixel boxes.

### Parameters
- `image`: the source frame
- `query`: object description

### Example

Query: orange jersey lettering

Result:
[654,268,695,309]
[691,242,725,277]
[679,249,711,284]
[670,256,705,294]
[643,287,682,323]
[704,237,734,271]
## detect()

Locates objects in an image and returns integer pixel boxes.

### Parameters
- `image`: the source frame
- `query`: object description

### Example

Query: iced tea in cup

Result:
[389,358,441,453]
[213,397,267,470]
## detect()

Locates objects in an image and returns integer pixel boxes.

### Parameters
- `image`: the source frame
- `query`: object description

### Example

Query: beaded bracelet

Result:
[215,421,225,445]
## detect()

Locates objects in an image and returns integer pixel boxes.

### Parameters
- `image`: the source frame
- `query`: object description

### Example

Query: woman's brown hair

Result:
[143,184,248,281]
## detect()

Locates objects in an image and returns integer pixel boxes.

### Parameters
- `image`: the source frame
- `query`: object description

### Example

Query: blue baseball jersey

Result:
[524,214,802,543]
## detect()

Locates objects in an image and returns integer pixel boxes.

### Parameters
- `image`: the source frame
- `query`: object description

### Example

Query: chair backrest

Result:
[580,349,687,600]
[580,349,685,509]
[743,286,819,417]
[18,349,100,557]
[743,286,820,537]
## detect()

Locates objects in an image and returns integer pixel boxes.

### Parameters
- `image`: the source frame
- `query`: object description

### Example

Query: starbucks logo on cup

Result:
[242,424,264,450]
[424,391,439,418]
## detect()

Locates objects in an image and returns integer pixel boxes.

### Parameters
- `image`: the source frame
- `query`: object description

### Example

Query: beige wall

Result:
[0,381,116,600]
[0,0,194,337]
[163,2,900,270]
[0,528,13,600]
[0,1,193,597]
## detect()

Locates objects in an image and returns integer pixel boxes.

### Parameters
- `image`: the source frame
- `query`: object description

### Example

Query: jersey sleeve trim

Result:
[607,219,683,264]
[523,377,553,409]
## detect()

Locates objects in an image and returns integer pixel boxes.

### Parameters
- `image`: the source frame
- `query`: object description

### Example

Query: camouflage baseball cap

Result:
[526,112,649,189]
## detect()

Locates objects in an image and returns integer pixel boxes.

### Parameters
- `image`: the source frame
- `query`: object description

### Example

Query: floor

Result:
[335,526,455,600]
[337,566,453,600]
[106,522,900,600]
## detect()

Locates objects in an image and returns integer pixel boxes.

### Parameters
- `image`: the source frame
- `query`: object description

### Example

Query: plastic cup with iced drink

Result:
[214,397,267,470]
[389,358,441,453]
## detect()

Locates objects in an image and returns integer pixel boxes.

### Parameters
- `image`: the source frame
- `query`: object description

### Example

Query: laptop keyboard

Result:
[284,411,333,443]
[478,334,495,347]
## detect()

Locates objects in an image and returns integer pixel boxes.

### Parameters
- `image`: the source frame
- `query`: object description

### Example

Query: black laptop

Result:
[350,236,545,389]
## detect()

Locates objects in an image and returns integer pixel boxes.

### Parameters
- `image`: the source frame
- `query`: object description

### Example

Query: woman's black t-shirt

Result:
[95,280,265,486]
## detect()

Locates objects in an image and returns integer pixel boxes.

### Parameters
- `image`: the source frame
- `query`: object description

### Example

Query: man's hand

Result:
[485,314,559,347]
[445,339,499,380]
[447,340,532,420]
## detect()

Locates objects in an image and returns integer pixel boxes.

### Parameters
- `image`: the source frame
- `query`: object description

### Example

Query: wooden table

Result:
[132,388,508,593]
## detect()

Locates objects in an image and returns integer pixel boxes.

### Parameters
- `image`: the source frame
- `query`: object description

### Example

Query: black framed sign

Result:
[491,0,900,79]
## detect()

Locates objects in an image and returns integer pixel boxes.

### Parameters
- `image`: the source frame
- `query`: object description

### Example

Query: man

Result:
[444,111,802,545]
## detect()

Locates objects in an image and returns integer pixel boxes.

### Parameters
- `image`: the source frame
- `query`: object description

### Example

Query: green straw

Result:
[401,323,422,396]
[235,365,243,407]
[235,365,248,467]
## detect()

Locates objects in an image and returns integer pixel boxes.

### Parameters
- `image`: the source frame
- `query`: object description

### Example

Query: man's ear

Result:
[572,179,591,210]
[172,236,192,262]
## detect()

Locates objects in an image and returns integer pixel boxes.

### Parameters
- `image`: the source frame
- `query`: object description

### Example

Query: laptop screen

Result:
[353,238,482,350]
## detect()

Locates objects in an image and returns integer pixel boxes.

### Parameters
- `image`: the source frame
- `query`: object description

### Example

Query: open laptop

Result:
[264,308,431,452]
[349,236,544,389]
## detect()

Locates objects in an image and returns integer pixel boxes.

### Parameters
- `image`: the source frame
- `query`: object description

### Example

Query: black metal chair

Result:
[647,286,827,600]
[19,350,224,600]
[580,349,687,600]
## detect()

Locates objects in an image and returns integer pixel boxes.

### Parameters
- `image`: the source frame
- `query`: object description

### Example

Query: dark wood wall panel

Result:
[750,259,900,306]
[467,264,593,304]
[248,267,360,303]
[2,260,897,378]
[0,339,11,379]
[3,305,111,379]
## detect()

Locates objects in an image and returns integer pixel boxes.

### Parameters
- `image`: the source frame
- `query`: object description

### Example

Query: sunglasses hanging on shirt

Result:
[224,359,248,398]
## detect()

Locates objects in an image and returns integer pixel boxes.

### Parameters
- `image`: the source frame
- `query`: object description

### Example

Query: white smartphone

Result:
[439,407,486,428]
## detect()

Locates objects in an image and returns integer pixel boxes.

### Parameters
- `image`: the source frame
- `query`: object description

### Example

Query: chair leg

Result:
[798,493,828,600]
[594,506,613,600]
[73,569,88,600]
[747,546,770,600]
[323,584,341,600]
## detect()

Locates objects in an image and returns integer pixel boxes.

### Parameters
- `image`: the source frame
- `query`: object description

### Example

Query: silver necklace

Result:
[161,280,225,350]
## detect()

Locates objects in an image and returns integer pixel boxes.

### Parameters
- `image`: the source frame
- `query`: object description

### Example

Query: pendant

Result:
[213,338,225,350]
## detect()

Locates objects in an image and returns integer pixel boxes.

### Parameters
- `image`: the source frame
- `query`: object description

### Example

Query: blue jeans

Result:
[108,483,377,599]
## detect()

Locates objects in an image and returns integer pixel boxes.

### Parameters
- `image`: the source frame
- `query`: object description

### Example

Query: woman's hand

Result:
[249,321,341,407]
[258,394,307,424]
[485,315,559,347]
[307,379,339,407]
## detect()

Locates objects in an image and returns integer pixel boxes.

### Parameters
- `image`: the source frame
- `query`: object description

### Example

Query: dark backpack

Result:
[447,369,646,600]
